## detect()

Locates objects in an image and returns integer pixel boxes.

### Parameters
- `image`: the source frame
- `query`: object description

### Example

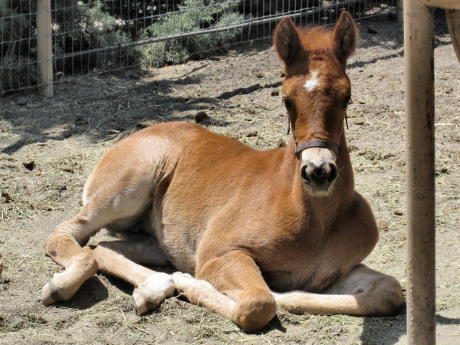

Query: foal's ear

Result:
[274,17,301,64]
[332,11,358,64]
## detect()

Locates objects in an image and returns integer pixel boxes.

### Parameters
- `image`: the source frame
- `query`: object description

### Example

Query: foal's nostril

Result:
[300,166,311,184]
[327,163,338,183]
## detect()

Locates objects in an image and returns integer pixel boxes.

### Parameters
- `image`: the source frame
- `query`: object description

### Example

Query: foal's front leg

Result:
[173,249,277,331]
[274,264,403,316]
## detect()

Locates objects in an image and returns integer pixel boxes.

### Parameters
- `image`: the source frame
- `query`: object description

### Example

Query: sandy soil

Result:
[1,13,459,345]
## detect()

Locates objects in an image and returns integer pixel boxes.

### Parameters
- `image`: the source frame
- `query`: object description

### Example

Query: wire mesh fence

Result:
[0,0,397,95]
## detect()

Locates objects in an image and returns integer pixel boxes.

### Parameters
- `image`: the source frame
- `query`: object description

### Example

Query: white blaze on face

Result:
[304,70,320,92]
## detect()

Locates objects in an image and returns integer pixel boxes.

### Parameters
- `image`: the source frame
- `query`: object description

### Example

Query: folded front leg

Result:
[172,272,237,320]
[175,249,277,332]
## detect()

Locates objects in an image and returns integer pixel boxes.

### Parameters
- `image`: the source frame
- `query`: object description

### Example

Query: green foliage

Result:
[53,0,135,71]
[0,0,31,43]
[137,0,244,67]
[0,0,36,93]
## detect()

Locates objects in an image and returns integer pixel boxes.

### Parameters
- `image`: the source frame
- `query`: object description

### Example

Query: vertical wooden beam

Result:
[404,0,436,344]
[37,0,53,96]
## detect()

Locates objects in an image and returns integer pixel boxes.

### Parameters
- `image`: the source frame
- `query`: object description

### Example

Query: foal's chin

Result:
[305,181,336,197]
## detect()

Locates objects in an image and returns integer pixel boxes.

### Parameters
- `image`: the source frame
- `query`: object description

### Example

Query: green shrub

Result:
[0,0,246,92]
[0,0,37,93]
[138,0,244,67]
[53,0,135,72]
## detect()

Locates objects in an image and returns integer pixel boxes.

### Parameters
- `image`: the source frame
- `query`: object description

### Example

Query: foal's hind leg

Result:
[274,264,403,316]
[41,207,101,305]
[92,240,175,315]
[43,218,175,313]
[325,264,404,315]
[42,188,153,305]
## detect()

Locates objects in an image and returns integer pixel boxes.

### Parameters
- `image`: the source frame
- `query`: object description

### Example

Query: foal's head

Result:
[274,11,358,197]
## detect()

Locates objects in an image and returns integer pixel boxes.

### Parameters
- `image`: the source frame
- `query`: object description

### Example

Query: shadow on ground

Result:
[361,313,460,344]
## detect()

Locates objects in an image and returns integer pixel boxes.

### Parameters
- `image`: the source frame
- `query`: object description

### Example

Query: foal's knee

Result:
[44,216,95,257]
[232,289,277,332]
[44,231,73,258]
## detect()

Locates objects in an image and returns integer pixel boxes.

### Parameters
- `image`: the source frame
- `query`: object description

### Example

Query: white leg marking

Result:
[172,272,237,320]
[304,70,320,92]
[132,273,175,315]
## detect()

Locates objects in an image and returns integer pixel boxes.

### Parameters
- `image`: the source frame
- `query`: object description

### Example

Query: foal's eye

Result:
[283,97,294,110]
[343,94,352,109]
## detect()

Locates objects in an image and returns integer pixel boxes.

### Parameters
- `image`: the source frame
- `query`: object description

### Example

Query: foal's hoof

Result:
[132,273,175,316]
[41,254,98,306]
[41,278,74,306]
[41,281,62,306]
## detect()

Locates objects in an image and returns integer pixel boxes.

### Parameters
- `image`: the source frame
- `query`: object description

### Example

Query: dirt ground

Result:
[1,12,459,345]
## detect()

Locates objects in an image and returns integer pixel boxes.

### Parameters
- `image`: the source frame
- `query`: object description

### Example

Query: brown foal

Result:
[42,11,403,331]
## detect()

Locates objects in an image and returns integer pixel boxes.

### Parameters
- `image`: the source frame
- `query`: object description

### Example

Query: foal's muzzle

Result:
[296,139,339,196]
[300,161,338,186]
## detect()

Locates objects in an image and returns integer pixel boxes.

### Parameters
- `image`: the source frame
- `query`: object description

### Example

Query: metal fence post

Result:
[403,0,436,344]
[37,0,53,96]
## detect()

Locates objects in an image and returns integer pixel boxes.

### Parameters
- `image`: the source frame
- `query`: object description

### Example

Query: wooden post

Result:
[37,0,53,96]
[404,0,436,344]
